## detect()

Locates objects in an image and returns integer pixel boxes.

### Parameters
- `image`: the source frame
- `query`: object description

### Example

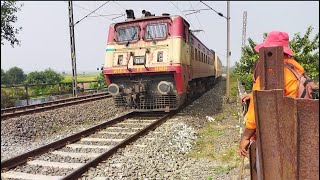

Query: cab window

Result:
[145,23,168,40]
[116,26,139,42]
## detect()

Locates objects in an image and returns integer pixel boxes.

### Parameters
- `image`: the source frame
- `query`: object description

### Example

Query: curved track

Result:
[1,92,111,120]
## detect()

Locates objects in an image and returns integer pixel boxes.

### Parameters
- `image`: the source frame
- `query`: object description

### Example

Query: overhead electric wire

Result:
[169,1,196,30]
[188,2,209,45]
[74,1,111,25]
[112,1,126,10]
[189,2,205,33]
[86,13,123,17]
[200,1,227,19]
[73,2,114,22]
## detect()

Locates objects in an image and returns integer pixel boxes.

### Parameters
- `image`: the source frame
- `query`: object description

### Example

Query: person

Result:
[239,31,306,157]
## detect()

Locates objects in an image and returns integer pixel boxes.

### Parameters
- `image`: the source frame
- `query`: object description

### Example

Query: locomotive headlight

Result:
[157,51,163,62]
[108,83,120,96]
[157,81,172,95]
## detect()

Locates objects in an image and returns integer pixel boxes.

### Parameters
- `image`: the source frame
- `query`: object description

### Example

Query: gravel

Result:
[1,97,127,161]
[80,79,243,180]
[36,153,91,163]
[2,79,250,179]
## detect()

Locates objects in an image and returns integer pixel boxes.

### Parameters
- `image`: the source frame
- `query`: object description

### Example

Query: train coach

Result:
[103,10,222,112]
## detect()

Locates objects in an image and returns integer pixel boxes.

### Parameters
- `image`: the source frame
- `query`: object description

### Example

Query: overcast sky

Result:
[1,1,319,73]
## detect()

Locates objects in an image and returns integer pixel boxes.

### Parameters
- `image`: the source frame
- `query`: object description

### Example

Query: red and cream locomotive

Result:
[103,10,222,111]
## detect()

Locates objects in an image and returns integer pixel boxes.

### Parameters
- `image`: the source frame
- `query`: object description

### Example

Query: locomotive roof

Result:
[111,15,190,27]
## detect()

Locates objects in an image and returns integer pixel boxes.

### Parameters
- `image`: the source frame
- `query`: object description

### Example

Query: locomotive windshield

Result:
[116,26,139,42]
[145,23,168,40]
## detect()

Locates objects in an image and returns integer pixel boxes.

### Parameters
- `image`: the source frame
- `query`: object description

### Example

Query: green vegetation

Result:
[3,66,26,85]
[211,163,238,175]
[89,72,107,89]
[234,26,319,91]
[62,73,98,83]
[25,68,64,84]
[188,73,240,175]
[1,1,23,47]
[1,68,106,108]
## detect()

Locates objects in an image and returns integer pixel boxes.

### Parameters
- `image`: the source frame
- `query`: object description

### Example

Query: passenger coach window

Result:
[145,23,167,40]
[117,26,139,42]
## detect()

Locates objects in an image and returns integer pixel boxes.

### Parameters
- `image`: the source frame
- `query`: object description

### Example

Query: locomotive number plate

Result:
[113,69,126,74]
[155,66,168,71]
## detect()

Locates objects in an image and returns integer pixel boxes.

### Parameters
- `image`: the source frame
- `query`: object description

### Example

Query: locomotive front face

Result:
[103,16,190,111]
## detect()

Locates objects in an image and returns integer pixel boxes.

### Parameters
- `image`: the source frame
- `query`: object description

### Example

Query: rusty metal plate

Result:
[278,96,298,179]
[249,141,258,180]
[253,89,284,180]
[254,89,319,180]
[296,99,319,180]
[257,46,284,90]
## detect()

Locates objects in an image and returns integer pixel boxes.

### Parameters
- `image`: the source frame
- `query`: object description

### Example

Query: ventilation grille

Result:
[113,95,179,110]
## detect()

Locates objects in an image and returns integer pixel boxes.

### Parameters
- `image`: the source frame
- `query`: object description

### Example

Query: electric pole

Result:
[241,11,247,57]
[68,1,78,97]
[226,1,230,98]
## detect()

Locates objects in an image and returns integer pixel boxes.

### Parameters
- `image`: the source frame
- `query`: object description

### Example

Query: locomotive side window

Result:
[116,26,139,42]
[191,47,194,61]
[202,53,204,63]
[195,48,198,61]
[145,23,167,40]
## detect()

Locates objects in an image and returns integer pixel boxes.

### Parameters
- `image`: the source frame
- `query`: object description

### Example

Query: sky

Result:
[1,1,319,73]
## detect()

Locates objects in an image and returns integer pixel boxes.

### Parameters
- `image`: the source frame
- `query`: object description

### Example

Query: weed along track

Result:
[1,92,111,120]
[0,111,179,179]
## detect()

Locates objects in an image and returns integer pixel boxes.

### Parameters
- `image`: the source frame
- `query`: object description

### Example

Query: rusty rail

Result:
[249,46,319,180]
[1,92,111,120]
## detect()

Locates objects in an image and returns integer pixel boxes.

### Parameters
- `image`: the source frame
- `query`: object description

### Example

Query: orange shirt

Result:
[245,57,305,129]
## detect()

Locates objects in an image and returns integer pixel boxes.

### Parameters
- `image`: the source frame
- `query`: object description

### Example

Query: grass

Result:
[188,73,241,176]
[230,73,239,99]
[62,73,99,83]
[211,163,238,174]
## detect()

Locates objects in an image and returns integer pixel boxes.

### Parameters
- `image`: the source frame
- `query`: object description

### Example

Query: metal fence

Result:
[249,46,319,180]
[1,81,108,106]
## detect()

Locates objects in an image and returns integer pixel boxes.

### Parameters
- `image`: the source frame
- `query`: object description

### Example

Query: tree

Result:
[1,1,23,47]
[90,72,107,89]
[25,71,45,84]
[289,26,319,80]
[25,68,64,84]
[1,68,9,84]
[234,26,319,91]
[6,66,26,85]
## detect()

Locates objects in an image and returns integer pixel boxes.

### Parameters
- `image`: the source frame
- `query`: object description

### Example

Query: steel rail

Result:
[1,92,109,114]
[2,89,195,179]
[61,110,178,180]
[0,111,133,170]
[1,92,111,120]
[1,110,180,179]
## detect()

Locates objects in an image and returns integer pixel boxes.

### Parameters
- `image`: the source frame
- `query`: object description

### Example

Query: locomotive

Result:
[103,10,222,112]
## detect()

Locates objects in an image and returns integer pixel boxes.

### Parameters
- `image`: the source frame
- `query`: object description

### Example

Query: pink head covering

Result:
[254,31,295,56]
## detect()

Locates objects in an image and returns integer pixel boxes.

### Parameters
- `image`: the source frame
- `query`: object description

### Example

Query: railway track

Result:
[1,110,178,180]
[1,92,111,120]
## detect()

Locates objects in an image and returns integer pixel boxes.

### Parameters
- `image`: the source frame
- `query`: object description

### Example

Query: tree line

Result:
[1,67,64,85]
[1,66,107,108]
[234,26,319,91]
